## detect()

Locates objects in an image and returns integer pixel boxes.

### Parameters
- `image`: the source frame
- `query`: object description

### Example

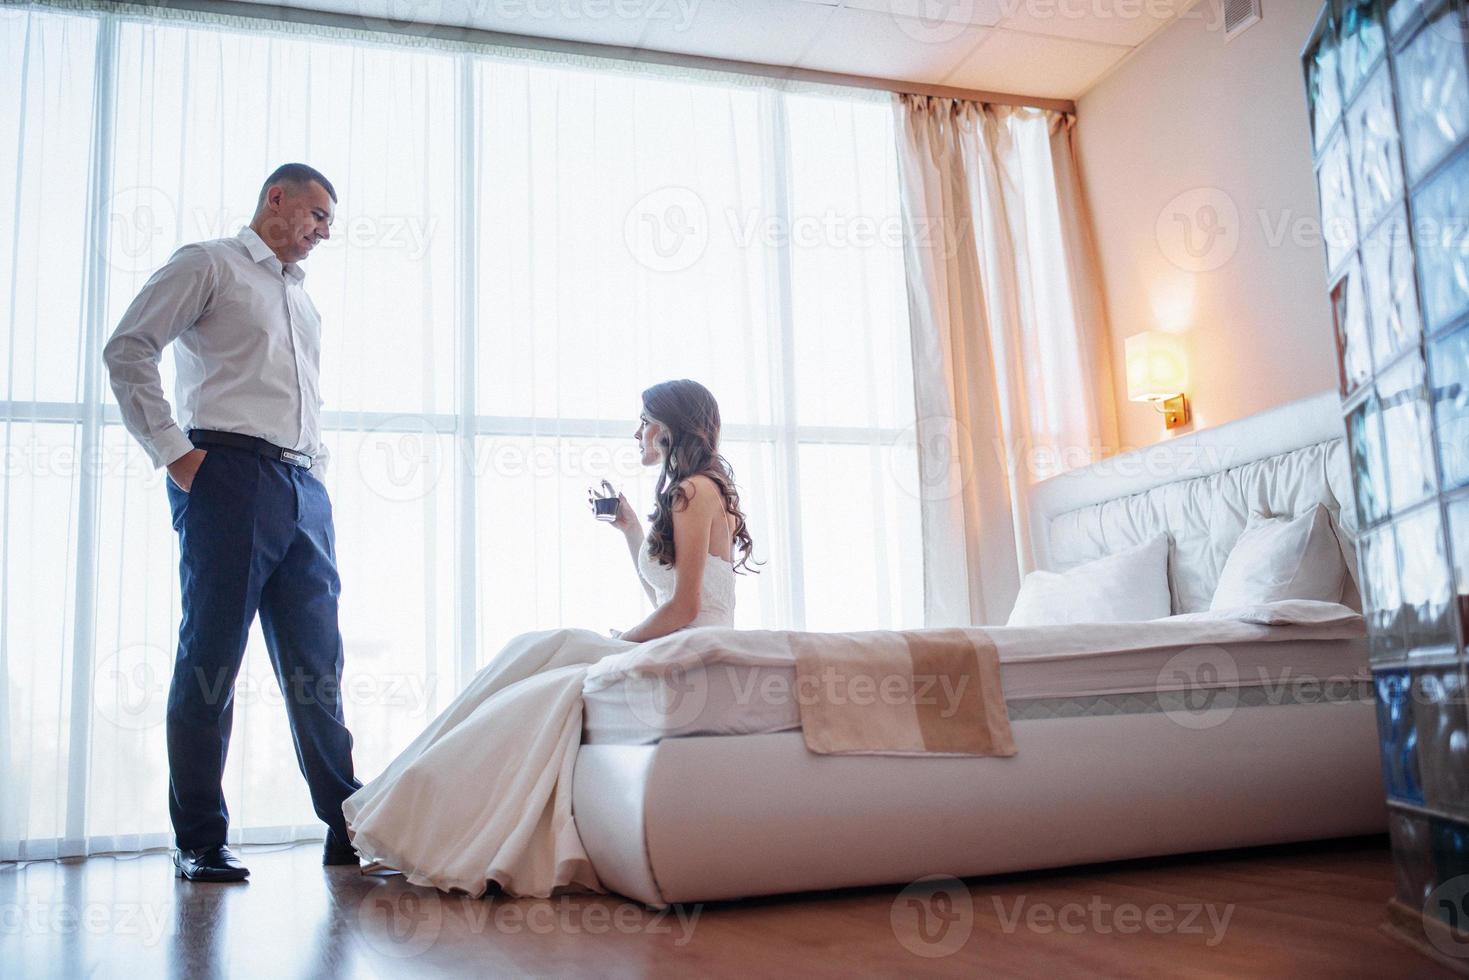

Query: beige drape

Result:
[896,95,1118,626]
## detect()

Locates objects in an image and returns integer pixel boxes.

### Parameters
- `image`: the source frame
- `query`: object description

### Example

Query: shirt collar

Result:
[237,226,306,283]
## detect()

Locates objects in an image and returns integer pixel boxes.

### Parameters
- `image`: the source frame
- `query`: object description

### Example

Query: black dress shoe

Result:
[323,833,359,867]
[174,845,250,882]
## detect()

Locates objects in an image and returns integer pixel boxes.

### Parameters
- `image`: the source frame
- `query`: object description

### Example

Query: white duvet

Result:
[344,601,1364,900]
[583,599,1365,692]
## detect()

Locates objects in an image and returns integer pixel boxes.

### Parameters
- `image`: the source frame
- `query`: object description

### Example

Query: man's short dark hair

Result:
[257,163,337,209]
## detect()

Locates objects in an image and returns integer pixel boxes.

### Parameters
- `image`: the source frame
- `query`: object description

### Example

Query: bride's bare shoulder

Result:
[673,473,722,511]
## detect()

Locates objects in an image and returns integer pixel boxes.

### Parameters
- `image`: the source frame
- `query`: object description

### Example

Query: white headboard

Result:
[1027,391,1359,615]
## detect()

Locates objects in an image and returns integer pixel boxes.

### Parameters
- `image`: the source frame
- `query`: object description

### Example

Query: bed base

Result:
[571,699,1386,907]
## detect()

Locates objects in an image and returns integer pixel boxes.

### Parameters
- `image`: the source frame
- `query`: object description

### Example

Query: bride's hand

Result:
[588,480,638,534]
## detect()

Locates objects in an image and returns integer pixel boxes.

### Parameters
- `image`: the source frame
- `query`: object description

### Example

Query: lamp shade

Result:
[1125,331,1188,402]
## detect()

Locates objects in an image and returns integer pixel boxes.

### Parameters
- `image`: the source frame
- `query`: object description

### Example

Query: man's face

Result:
[259,180,334,264]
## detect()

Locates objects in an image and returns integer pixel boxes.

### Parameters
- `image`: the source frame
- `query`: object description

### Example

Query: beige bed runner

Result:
[788,628,1015,757]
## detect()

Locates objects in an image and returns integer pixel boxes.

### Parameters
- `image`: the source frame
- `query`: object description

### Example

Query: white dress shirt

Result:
[104,226,330,478]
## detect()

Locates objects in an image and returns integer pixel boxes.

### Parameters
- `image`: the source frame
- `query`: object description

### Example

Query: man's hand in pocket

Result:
[167,448,207,492]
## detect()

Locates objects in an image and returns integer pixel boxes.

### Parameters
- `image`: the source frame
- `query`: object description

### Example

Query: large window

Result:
[0,4,921,858]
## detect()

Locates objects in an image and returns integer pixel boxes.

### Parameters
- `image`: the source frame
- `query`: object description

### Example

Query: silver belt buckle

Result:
[280,448,312,468]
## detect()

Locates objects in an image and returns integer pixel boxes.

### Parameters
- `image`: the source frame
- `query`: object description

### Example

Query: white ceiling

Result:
[239,0,1205,102]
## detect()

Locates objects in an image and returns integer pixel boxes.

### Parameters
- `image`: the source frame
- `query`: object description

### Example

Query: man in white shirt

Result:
[104,164,361,882]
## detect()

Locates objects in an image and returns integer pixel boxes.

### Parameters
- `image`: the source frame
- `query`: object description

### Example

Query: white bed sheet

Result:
[581,604,1369,745]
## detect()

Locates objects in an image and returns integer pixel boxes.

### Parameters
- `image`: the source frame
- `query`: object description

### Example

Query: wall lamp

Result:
[1125,330,1191,431]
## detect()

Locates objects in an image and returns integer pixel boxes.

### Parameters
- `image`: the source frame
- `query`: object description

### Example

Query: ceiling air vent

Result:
[1223,0,1262,41]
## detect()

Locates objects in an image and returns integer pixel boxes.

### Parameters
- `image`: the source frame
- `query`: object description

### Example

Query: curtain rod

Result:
[110,0,1077,113]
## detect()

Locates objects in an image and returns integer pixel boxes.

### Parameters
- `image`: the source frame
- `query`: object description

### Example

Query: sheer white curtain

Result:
[1,2,923,860]
[896,95,1118,626]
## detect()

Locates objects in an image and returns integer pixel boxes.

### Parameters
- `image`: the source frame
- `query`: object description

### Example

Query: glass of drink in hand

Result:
[589,480,621,522]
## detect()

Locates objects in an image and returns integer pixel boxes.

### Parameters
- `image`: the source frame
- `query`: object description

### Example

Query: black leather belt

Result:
[188,429,314,469]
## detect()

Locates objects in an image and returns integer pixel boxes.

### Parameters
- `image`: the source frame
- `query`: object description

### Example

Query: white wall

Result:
[1076,1,1338,450]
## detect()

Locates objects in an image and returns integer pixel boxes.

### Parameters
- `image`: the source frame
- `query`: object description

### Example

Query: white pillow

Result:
[1007,534,1171,627]
[1209,505,1346,611]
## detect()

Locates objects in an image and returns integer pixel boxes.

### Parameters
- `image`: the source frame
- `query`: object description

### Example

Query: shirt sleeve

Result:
[311,441,331,481]
[102,244,216,468]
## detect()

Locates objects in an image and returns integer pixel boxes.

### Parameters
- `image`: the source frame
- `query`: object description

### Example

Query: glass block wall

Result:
[1303,0,1469,956]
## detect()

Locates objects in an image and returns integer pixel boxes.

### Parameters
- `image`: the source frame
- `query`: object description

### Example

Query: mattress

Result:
[581,629,1372,745]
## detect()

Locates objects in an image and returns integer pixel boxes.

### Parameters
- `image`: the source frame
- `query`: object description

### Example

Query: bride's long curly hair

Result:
[642,379,757,574]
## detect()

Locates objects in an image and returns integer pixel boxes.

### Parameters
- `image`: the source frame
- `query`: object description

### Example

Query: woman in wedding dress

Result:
[342,379,756,898]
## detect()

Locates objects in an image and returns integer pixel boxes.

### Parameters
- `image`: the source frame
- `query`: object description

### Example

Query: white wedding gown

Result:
[342,538,735,897]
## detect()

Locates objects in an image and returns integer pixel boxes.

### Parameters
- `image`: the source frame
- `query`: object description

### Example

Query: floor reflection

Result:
[0,837,1413,979]
[167,873,231,980]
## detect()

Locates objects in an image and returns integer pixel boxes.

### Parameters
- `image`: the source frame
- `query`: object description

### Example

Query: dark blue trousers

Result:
[165,444,360,851]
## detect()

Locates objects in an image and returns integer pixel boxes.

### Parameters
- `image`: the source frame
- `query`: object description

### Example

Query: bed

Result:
[570,390,1387,908]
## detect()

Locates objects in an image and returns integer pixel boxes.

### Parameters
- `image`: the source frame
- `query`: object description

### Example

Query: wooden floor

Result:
[0,835,1452,978]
